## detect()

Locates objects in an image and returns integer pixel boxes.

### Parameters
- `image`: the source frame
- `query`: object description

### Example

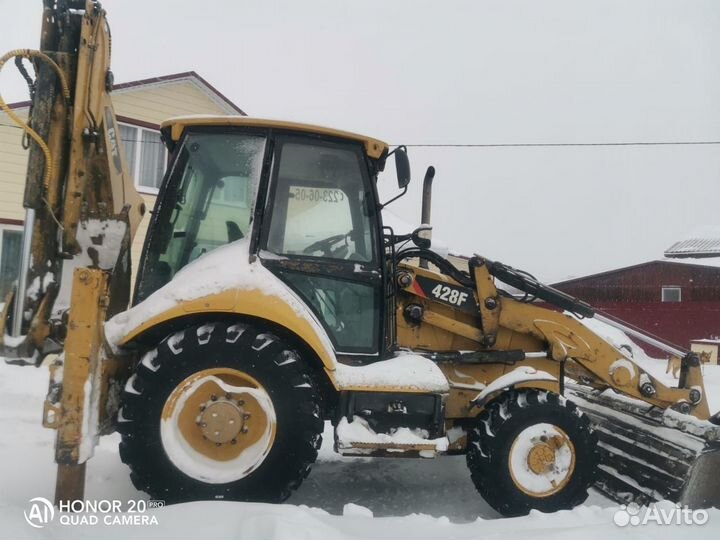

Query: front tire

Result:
[467,389,599,516]
[118,322,323,503]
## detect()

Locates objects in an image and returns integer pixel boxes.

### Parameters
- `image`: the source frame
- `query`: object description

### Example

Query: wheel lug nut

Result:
[199,404,206,411]
[237,399,244,406]
[210,394,218,401]
[243,413,251,419]
[201,422,207,428]
[225,393,232,400]
[241,426,249,434]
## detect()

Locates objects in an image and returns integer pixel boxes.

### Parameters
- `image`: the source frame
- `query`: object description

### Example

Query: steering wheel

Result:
[302,233,348,257]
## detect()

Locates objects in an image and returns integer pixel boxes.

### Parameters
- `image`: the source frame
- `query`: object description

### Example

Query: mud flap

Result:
[680,447,720,509]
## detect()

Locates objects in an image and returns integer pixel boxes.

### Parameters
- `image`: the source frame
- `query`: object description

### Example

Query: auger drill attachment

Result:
[0,0,144,504]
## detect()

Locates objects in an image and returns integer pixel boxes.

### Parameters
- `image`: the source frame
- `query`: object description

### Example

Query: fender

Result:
[471,366,559,409]
[109,288,337,374]
[105,240,338,376]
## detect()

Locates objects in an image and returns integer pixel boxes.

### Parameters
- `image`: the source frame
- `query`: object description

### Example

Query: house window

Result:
[0,226,23,302]
[214,175,249,207]
[119,123,167,192]
[661,286,682,302]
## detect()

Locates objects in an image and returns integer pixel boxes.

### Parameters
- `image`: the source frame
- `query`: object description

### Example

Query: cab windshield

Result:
[136,132,266,301]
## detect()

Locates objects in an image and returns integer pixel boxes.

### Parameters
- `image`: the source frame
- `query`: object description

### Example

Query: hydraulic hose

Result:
[0,49,71,189]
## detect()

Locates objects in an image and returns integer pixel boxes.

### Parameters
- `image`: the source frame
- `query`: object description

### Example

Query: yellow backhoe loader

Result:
[1,0,719,517]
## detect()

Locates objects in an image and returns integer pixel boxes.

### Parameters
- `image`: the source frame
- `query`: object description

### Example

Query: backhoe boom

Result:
[0,0,144,503]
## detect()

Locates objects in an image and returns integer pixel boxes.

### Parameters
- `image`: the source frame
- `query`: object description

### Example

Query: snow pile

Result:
[334,353,449,392]
[336,416,449,456]
[3,498,720,540]
[104,239,335,363]
[342,502,374,518]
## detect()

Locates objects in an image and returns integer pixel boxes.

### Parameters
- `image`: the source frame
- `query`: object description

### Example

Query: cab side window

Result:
[265,142,376,262]
[262,139,381,354]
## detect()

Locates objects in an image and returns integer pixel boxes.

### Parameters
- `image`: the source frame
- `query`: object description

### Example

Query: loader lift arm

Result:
[0,0,144,503]
[395,246,712,421]
[395,244,720,505]
[471,256,711,420]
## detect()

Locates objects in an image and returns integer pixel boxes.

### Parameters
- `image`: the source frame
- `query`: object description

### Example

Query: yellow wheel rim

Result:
[160,367,276,483]
[508,423,576,498]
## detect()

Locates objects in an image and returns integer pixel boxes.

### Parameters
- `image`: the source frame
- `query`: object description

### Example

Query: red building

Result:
[552,259,720,353]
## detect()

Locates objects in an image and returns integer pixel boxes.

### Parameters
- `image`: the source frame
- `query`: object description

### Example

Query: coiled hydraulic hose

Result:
[0,49,71,188]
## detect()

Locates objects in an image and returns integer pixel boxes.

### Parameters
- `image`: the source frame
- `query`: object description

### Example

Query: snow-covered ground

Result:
[1,358,719,539]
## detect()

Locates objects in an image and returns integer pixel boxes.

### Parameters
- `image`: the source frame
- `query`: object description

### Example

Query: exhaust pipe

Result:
[419,166,435,269]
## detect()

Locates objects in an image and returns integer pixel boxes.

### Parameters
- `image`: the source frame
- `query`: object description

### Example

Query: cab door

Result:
[257,135,384,359]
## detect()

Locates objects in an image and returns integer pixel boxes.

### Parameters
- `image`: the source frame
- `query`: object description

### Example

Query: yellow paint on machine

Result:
[115,288,338,377]
[161,116,389,159]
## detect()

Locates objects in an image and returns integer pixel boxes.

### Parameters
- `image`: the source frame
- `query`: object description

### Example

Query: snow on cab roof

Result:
[160,115,388,159]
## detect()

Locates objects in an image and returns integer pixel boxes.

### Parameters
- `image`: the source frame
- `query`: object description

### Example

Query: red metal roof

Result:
[552,259,720,287]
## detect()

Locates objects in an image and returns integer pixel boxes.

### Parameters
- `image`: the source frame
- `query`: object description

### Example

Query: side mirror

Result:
[380,146,411,209]
[395,147,411,189]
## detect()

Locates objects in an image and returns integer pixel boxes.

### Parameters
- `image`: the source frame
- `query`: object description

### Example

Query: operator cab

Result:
[135,116,403,361]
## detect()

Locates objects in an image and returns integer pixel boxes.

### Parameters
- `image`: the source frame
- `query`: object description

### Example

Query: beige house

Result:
[0,72,245,296]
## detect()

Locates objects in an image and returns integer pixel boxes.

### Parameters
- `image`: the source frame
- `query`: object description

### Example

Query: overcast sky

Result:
[1,0,719,280]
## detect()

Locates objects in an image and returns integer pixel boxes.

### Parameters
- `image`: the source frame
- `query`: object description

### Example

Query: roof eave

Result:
[4,71,245,116]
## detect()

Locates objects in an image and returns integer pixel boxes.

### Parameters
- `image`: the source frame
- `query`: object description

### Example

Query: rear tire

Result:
[117,322,323,503]
[466,389,598,516]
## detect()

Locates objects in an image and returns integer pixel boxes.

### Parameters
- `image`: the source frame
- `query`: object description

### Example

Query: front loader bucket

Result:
[679,447,720,508]
[567,384,720,508]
